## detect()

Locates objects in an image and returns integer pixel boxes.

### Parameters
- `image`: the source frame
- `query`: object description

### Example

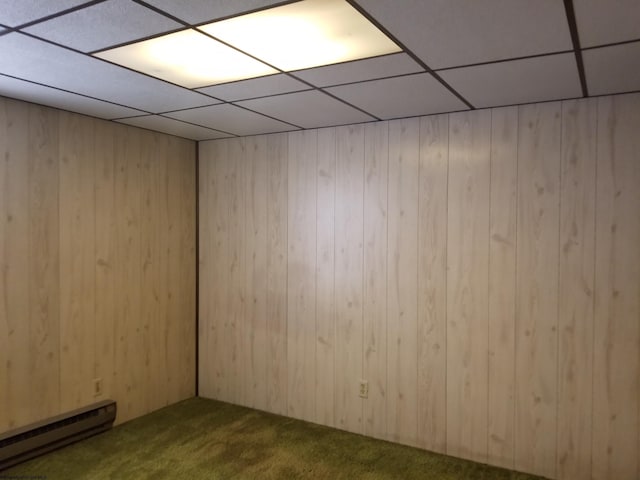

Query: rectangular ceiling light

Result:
[199,0,401,72]
[94,29,278,88]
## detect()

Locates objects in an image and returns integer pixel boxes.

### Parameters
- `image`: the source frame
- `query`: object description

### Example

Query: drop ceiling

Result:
[1,0,638,141]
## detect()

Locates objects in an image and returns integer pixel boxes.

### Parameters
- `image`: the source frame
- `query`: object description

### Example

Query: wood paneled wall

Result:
[199,93,640,480]
[0,96,196,430]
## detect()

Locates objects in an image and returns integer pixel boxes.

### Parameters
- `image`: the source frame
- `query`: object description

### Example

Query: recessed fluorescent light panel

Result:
[94,0,400,88]
[201,0,401,71]
[95,29,278,88]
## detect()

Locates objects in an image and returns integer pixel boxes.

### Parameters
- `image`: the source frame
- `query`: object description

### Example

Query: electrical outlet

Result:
[359,380,368,399]
[93,378,103,397]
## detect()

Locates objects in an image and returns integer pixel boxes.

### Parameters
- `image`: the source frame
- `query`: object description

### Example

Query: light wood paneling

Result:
[515,102,561,479]
[198,93,640,480]
[315,127,336,427]
[245,135,268,411]
[592,94,640,480]
[287,130,317,422]
[386,118,419,446]
[0,100,7,431]
[198,140,228,401]
[334,124,365,434]
[417,113,448,454]
[228,139,246,406]
[113,127,144,421]
[59,112,96,411]
[363,121,388,440]
[166,137,196,405]
[141,131,172,413]
[1,96,196,431]
[557,98,597,480]
[487,106,518,468]
[266,134,288,416]
[446,110,491,462]
[94,120,116,404]
[28,104,61,422]
[0,99,30,430]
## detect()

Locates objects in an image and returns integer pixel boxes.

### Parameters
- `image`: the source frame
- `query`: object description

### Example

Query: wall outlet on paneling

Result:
[93,378,103,397]
[359,380,368,399]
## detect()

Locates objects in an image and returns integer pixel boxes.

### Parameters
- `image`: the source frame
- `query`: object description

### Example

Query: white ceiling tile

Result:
[357,0,573,69]
[326,73,468,120]
[0,74,145,119]
[574,0,640,47]
[584,42,640,96]
[142,0,285,24]
[116,115,228,140]
[440,54,582,108]
[237,90,375,128]
[0,0,89,27]
[0,32,217,112]
[292,53,423,87]
[166,104,298,136]
[197,74,310,101]
[24,0,182,52]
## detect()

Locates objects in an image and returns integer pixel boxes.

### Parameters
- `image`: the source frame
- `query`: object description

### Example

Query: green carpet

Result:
[4,398,547,479]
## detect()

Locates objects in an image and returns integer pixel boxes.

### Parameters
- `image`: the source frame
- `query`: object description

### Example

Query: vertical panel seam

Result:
[514,106,520,469]
[331,128,338,425]
[284,133,289,416]
[416,117,421,447]
[487,108,493,463]
[511,108,518,469]
[556,101,564,479]
[385,121,390,441]
[360,126,365,432]
[444,113,450,453]
[590,97,599,480]
[195,140,199,397]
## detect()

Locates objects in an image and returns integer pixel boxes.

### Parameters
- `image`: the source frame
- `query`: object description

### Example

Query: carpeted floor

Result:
[3,398,547,479]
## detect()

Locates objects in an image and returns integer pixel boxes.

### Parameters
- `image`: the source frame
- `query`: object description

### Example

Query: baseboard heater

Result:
[0,399,117,471]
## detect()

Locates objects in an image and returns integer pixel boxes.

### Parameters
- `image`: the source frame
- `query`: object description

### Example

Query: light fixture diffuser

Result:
[95,29,278,88]
[199,0,401,72]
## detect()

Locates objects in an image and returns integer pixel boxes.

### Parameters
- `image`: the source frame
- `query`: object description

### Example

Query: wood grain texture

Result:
[487,106,518,468]
[266,133,288,416]
[245,135,268,411]
[94,120,117,404]
[315,127,336,427]
[386,118,419,446]
[515,102,561,479]
[198,140,226,400]
[1,97,196,432]
[363,121,388,440]
[227,138,247,406]
[0,98,30,430]
[446,110,491,463]
[197,93,640,480]
[141,131,169,413]
[28,104,61,422]
[215,140,234,404]
[592,94,640,480]
[113,127,145,422]
[287,130,317,422]
[334,124,365,434]
[166,137,196,404]
[417,114,448,454]
[557,98,597,480]
[59,112,96,411]
[180,139,197,402]
[0,99,7,430]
